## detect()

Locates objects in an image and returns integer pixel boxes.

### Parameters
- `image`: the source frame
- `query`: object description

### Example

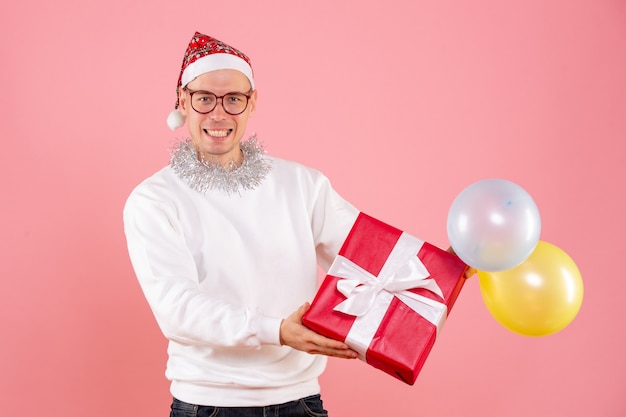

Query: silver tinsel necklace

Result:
[169,134,272,195]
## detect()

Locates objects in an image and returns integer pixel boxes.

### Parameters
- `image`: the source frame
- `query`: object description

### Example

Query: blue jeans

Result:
[169,395,329,417]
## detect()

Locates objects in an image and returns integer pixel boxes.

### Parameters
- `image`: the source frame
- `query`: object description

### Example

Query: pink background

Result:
[2,1,625,416]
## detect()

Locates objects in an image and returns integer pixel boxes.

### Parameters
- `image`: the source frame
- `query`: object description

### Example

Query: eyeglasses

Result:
[183,88,252,115]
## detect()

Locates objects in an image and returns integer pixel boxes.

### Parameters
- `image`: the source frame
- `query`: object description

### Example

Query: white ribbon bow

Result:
[328,232,449,357]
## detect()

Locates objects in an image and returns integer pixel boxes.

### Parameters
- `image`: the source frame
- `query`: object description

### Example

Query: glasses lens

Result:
[191,92,217,113]
[222,93,249,115]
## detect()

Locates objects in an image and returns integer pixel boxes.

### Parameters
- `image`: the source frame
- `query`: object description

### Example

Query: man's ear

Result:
[178,88,189,116]
[248,89,258,116]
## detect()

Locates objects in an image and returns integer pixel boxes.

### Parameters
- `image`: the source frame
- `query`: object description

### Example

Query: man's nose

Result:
[210,98,228,119]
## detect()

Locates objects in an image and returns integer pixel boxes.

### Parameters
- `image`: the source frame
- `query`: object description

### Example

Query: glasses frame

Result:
[183,87,253,115]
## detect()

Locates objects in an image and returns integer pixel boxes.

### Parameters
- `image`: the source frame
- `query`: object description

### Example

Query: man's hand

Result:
[446,246,477,279]
[280,303,358,359]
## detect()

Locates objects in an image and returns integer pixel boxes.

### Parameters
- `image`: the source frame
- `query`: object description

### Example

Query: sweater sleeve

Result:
[123,191,282,348]
[310,175,360,271]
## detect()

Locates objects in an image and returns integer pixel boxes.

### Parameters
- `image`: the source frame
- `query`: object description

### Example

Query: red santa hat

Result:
[167,32,255,130]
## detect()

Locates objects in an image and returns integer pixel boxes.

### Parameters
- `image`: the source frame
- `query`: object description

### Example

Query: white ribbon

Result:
[329,232,449,358]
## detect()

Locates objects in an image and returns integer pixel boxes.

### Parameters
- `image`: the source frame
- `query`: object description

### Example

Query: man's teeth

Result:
[204,129,231,137]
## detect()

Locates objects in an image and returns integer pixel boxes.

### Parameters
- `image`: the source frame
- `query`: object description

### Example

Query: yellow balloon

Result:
[478,241,584,337]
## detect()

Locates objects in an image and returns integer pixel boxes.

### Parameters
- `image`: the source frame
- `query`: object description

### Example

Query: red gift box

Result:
[303,212,467,385]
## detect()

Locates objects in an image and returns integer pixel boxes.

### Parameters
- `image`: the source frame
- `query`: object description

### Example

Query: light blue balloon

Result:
[447,179,541,272]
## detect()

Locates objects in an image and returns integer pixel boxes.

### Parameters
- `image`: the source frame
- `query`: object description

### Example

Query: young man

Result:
[124,32,359,416]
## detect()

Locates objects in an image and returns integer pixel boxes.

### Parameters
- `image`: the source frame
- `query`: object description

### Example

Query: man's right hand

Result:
[279,303,358,360]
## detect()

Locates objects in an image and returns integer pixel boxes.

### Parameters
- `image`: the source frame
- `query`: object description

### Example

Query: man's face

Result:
[178,69,257,166]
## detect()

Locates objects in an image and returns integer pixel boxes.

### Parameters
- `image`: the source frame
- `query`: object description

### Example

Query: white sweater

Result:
[123,155,359,406]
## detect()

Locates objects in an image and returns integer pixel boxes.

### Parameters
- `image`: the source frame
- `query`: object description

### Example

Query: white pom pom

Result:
[167,109,186,131]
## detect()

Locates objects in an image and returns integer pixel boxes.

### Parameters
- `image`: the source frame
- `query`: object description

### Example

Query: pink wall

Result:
[2,1,625,415]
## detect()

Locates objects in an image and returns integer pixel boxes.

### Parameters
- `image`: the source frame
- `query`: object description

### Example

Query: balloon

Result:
[447,179,541,271]
[478,241,584,337]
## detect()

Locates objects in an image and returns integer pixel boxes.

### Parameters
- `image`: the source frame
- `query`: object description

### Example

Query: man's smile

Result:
[203,128,233,137]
